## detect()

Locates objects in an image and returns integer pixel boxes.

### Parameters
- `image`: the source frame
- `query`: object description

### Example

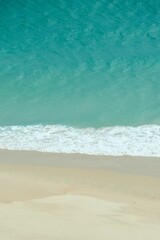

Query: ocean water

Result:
[0,0,160,156]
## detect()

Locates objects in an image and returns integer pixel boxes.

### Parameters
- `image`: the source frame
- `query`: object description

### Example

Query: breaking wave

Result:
[0,124,160,156]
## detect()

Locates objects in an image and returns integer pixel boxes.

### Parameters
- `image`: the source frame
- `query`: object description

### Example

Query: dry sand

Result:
[0,150,160,239]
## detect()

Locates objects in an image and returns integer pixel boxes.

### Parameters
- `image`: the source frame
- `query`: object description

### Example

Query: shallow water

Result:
[0,0,160,155]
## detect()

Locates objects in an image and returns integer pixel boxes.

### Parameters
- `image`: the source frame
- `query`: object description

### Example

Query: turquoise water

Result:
[0,0,160,127]
[0,0,160,156]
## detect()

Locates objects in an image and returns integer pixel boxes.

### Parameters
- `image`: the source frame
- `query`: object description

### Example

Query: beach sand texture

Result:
[0,150,160,239]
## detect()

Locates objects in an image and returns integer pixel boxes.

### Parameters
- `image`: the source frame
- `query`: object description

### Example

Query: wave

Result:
[0,124,160,156]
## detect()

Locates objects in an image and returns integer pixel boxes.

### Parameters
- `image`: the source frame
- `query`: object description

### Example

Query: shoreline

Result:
[0,149,160,239]
[0,149,160,178]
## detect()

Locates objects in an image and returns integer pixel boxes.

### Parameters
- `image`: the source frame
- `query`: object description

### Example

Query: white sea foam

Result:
[0,125,160,156]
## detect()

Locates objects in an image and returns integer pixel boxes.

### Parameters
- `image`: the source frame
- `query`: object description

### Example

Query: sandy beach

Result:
[0,150,160,239]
